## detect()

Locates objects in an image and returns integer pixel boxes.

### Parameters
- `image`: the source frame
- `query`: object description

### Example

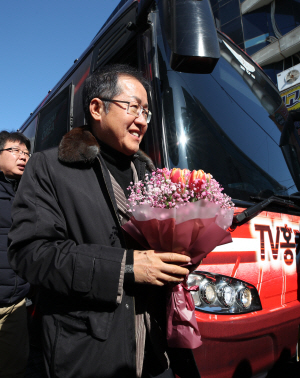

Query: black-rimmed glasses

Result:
[100,98,152,124]
[0,148,31,158]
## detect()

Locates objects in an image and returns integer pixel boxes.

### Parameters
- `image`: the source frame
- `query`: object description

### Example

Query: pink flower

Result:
[127,168,234,210]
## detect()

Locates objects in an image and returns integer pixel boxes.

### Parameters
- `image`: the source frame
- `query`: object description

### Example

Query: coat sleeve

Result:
[8,152,125,306]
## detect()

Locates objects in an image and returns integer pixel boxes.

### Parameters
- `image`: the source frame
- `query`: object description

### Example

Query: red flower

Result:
[170,168,190,185]
[189,170,208,192]
[170,168,191,193]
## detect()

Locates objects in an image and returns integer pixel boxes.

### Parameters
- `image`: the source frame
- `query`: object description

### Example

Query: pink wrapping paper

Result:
[122,200,234,349]
[166,280,202,349]
[123,216,232,266]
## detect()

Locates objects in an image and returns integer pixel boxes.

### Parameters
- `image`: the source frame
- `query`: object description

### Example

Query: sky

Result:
[0,0,121,132]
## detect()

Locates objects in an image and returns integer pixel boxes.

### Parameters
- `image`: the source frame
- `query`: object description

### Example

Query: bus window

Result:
[22,117,38,152]
[91,2,138,72]
[34,84,74,153]
[153,23,296,200]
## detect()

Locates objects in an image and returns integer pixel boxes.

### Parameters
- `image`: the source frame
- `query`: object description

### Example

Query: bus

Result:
[19,0,300,377]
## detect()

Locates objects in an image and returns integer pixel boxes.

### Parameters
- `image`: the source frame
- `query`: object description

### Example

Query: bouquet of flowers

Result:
[123,168,234,349]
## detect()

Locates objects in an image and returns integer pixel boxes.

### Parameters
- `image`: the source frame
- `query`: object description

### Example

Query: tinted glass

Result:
[293,0,300,25]
[275,0,295,31]
[293,54,300,65]
[157,32,297,201]
[213,9,219,21]
[280,25,296,35]
[218,0,230,6]
[263,67,277,85]
[242,7,269,40]
[221,17,244,45]
[246,41,268,56]
[284,56,294,70]
[264,61,284,84]
[219,0,240,26]
[245,33,269,49]
[266,11,274,36]
[22,118,37,152]
[35,85,73,152]
[210,0,218,9]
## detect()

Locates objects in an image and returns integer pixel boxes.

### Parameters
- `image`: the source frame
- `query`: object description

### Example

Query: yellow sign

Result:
[280,85,300,111]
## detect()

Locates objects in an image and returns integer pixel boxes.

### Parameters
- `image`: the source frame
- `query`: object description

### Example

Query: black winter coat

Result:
[8,127,200,378]
[0,172,29,305]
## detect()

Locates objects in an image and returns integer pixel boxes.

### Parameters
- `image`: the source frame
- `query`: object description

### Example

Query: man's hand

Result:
[133,250,191,286]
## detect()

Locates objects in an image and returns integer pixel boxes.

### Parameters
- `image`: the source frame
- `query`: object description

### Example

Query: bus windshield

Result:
[157,31,298,202]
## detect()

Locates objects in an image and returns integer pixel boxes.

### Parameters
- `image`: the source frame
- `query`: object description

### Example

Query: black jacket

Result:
[8,127,200,378]
[0,172,29,305]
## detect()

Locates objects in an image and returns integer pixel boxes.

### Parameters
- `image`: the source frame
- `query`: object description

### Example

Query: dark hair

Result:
[82,64,150,124]
[0,131,31,152]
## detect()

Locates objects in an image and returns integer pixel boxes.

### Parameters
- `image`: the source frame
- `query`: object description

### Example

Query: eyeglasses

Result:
[0,148,31,158]
[100,98,152,124]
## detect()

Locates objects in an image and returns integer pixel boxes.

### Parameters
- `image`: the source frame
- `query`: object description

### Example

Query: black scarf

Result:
[99,141,133,199]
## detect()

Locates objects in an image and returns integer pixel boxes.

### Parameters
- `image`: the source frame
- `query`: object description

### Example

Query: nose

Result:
[18,153,27,161]
[134,112,148,128]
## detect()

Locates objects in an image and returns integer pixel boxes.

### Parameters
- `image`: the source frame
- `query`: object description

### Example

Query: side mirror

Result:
[159,0,220,74]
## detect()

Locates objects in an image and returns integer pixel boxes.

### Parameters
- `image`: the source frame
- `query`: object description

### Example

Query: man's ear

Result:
[89,98,104,122]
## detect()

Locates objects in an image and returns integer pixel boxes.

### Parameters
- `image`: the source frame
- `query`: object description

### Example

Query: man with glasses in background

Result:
[0,131,31,378]
[8,65,200,378]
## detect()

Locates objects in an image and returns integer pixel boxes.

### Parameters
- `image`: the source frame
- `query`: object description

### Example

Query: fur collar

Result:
[58,126,155,171]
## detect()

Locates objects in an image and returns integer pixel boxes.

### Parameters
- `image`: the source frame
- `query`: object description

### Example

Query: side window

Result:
[22,117,38,153]
[139,29,164,168]
[91,2,138,71]
[34,84,74,153]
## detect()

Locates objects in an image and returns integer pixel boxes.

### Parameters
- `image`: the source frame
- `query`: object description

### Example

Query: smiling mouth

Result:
[130,131,140,138]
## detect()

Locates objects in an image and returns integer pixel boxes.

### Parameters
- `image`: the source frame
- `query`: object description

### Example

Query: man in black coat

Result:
[0,131,31,378]
[8,65,201,378]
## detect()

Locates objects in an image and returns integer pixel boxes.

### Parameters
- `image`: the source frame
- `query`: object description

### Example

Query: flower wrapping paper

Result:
[167,281,201,349]
[122,199,234,349]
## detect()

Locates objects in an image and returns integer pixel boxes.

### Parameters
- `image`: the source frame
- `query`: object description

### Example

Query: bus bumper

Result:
[193,300,300,378]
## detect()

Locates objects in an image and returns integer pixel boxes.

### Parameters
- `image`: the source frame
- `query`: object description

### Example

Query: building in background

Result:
[210,0,300,91]
[277,62,300,111]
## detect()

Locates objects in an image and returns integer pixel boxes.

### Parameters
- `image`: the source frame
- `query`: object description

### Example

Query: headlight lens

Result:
[217,284,235,307]
[201,281,217,304]
[187,271,262,314]
[236,286,252,309]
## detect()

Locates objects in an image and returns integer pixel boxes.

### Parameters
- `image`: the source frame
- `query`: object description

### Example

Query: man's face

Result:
[0,141,29,179]
[91,75,148,156]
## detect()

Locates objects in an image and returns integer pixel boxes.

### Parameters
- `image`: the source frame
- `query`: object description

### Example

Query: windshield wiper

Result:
[231,195,300,230]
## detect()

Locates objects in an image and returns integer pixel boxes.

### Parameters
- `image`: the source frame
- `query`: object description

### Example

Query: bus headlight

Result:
[200,281,217,304]
[187,271,262,314]
[217,284,235,307]
[236,286,252,309]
